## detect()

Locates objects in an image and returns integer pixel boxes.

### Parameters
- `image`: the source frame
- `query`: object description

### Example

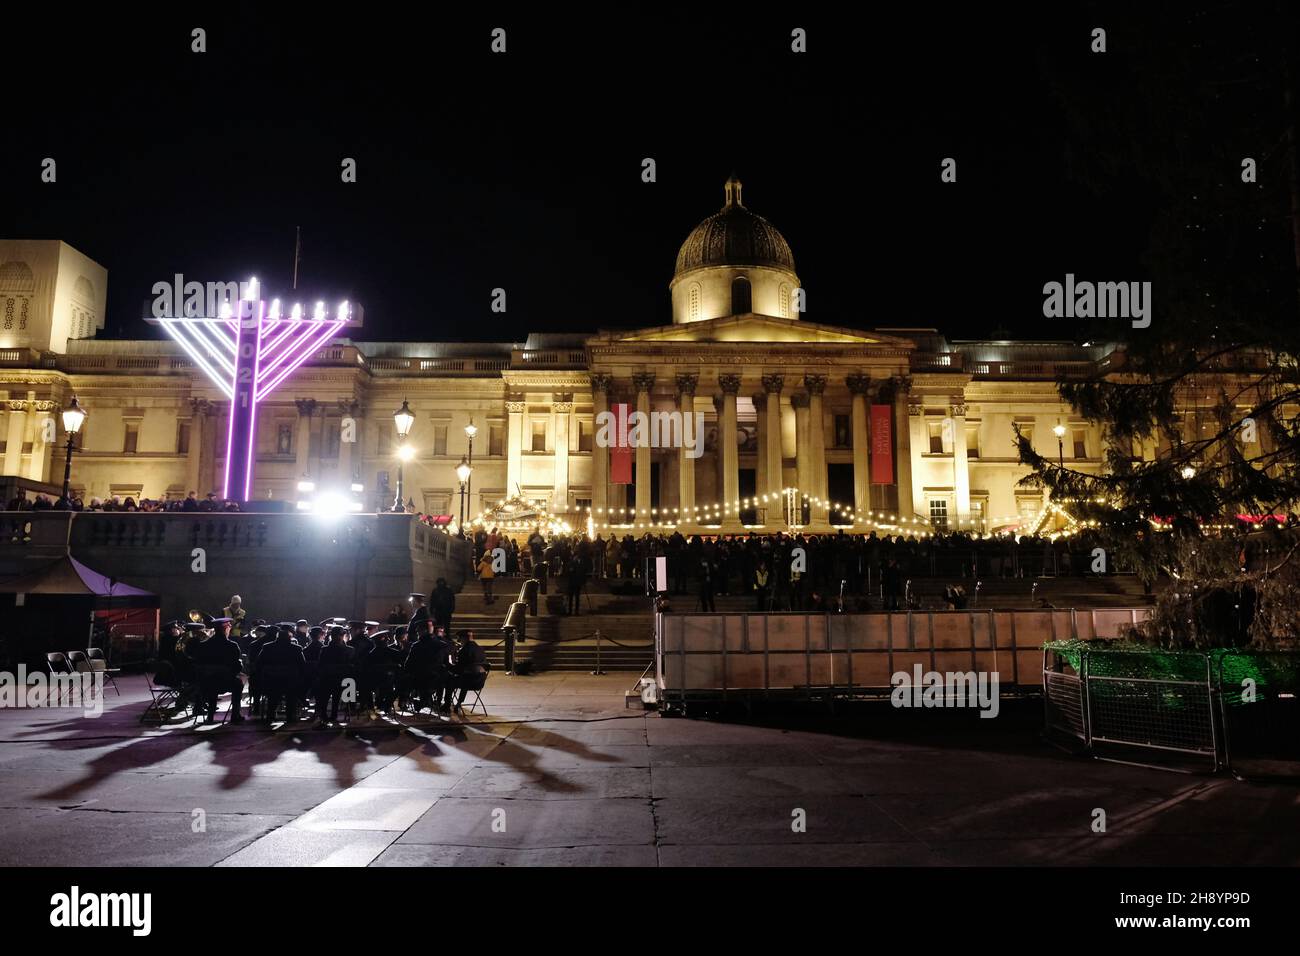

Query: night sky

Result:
[3,5,1293,344]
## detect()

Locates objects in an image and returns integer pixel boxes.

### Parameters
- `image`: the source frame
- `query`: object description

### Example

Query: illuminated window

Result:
[929,499,949,530]
[489,424,504,456]
[966,425,980,459]
[531,419,547,452]
[1072,428,1087,459]
[579,419,593,452]
[123,423,139,454]
[927,421,945,454]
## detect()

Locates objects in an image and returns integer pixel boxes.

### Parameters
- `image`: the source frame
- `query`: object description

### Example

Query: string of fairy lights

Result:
[461,489,1284,539]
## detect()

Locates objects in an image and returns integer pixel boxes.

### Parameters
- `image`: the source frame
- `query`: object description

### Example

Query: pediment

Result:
[590,314,914,348]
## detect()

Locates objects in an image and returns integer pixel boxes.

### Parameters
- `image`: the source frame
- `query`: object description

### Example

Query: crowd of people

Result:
[152,585,485,726]
[464,525,1123,613]
[6,490,241,512]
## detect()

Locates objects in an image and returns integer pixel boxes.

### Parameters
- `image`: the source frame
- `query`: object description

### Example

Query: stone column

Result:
[4,400,27,476]
[791,392,810,523]
[951,400,971,528]
[804,374,828,525]
[752,392,768,519]
[718,374,741,528]
[294,399,316,484]
[847,374,871,521]
[505,399,525,498]
[897,378,919,520]
[553,395,572,513]
[338,399,360,485]
[187,398,208,493]
[632,373,655,520]
[589,374,612,522]
[27,396,52,483]
[675,372,698,531]
[761,374,784,501]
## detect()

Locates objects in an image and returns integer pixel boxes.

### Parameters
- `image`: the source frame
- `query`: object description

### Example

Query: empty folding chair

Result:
[141,661,181,725]
[45,652,79,706]
[85,647,122,696]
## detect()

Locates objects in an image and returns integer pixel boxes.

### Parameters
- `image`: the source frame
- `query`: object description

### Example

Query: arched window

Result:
[689,283,701,321]
[779,283,790,318]
[731,276,751,315]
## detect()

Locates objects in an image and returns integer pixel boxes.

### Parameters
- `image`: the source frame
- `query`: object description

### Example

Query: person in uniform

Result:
[348,622,374,711]
[430,578,456,632]
[187,617,245,724]
[364,630,403,715]
[450,630,489,714]
[222,595,249,641]
[314,625,354,726]
[407,592,431,634]
[301,625,326,713]
[294,619,310,646]
[256,625,307,723]
[401,619,449,714]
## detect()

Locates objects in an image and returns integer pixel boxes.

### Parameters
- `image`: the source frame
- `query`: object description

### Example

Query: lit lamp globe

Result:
[464,420,478,441]
[456,458,472,484]
[393,399,415,440]
[1052,422,1066,440]
[62,396,87,435]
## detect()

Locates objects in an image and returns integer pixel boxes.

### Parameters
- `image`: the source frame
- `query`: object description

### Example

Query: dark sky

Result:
[3,4,1291,344]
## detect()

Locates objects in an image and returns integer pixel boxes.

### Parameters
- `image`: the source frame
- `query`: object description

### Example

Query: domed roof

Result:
[673,176,796,277]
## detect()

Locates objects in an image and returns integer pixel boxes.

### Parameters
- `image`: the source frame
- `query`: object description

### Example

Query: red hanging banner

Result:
[610,402,632,484]
[870,404,894,484]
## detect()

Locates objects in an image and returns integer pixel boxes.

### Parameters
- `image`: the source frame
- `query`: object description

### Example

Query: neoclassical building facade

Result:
[1,180,1148,535]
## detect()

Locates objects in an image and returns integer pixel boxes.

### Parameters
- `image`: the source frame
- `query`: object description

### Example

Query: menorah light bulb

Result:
[314,301,326,321]
[269,298,281,320]
[219,300,233,319]
[336,300,349,321]
[245,276,259,301]
[291,304,303,320]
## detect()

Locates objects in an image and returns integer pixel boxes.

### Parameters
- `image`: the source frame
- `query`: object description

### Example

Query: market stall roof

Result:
[0,555,155,598]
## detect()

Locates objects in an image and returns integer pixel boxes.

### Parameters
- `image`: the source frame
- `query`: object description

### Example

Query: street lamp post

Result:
[464,419,477,522]
[1053,420,1066,469]
[456,457,472,529]
[393,399,415,512]
[60,396,87,501]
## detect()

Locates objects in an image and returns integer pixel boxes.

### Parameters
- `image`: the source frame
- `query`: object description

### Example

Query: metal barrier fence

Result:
[655,607,1151,712]
[1042,646,1300,773]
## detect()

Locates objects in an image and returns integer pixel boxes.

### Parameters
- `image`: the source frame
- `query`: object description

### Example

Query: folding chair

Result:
[45,652,78,706]
[141,662,182,725]
[85,647,122,696]
[66,651,102,703]
[192,665,235,726]
[456,673,489,716]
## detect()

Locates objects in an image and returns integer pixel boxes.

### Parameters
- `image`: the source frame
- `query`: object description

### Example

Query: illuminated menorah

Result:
[151,278,360,502]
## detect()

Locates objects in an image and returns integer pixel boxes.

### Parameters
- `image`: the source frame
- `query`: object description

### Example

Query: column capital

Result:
[6,400,26,412]
[188,397,210,416]
[790,392,810,410]
[553,400,574,414]
[632,372,656,392]
[761,373,784,394]
[589,373,614,395]
[950,401,968,417]
[505,400,526,414]
[718,373,742,395]
[908,402,923,416]
[32,400,55,413]
[674,372,699,396]
[337,398,360,416]
[846,374,872,395]
[803,373,827,395]
[897,375,913,394]
[295,398,317,417]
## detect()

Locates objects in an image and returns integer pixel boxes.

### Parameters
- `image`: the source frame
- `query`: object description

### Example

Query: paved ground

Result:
[0,672,1296,866]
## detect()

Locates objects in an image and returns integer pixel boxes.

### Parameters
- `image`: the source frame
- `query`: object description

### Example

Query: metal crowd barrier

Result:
[655,607,1151,712]
[1043,646,1300,774]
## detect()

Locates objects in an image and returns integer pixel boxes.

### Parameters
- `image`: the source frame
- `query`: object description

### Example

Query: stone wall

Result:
[0,511,470,623]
